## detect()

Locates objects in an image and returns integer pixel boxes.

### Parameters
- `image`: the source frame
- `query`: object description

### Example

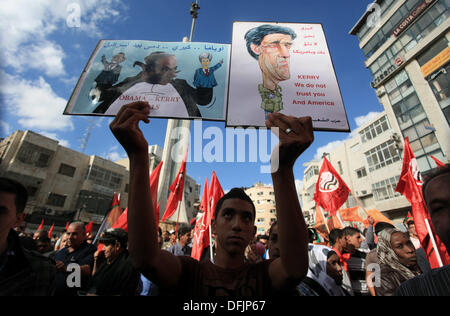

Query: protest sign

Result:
[226,21,350,131]
[64,40,230,121]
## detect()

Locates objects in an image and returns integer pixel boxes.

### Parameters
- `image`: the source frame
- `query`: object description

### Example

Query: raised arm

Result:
[266,112,313,290]
[109,101,182,290]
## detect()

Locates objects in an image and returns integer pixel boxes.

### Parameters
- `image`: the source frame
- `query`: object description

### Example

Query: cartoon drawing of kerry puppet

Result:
[193,52,223,105]
[244,24,296,119]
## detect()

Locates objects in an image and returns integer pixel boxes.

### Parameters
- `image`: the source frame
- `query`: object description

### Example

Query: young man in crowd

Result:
[109,101,312,296]
[343,226,369,296]
[167,226,192,257]
[0,178,56,295]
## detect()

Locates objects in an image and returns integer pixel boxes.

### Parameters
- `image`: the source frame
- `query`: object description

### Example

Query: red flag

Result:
[314,157,350,216]
[150,161,163,210]
[395,137,449,268]
[191,178,210,261]
[430,155,446,168]
[161,148,188,222]
[363,209,393,227]
[65,222,69,231]
[48,223,55,239]
[105,193,122,229]
[112,207,128,231]
[85,220,94,234]
[155,202,160,228]
[37,218,44,231]
[208,171,224,224]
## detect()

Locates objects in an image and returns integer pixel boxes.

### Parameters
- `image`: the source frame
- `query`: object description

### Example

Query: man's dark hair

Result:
[177,226,191,238]
[214,188,256,220]
[328,228,344,246]
[0,177,28,213]
[343,226,361,237]
[244,24,297,60]
[422,164,450,204]
[374,222,395,236]
[308,228,317,243]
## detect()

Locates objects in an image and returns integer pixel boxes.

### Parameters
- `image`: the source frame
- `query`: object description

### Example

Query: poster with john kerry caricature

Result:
[226,21,350,131]
[64,40,230,121]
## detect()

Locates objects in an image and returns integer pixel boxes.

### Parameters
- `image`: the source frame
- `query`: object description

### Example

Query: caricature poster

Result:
[226,21,350,131]
[64,40,230,121]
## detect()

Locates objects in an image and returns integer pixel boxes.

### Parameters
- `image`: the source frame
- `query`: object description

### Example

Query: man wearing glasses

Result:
[245,24,296,119]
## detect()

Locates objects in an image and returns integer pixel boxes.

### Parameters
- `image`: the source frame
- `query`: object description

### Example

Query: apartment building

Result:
[245,182,277,235]
[0,130,129,230]
[349,0,449,174]
[300,112,413,225]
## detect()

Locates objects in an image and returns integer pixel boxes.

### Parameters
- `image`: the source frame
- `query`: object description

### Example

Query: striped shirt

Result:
[347,250,369,296]
[395,265,450,296]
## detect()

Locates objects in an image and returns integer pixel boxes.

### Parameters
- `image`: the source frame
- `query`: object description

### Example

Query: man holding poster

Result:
[245,24,297,119]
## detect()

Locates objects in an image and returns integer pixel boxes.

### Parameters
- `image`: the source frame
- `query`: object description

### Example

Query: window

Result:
[372,176,401,201]
[359,116,390,143]
[86,165,123,189]
[17,141,54,168]
[356,167,367,178]
[58,163,76,177]
[365,140,401,171]
[46,193,66,207]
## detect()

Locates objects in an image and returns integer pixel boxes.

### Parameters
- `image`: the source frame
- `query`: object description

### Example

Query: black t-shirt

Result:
[88,251,140,296]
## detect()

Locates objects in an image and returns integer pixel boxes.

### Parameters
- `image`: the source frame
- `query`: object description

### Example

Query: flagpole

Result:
[318,206,330,233]
[424,218,444,267]
[208,224,213,260]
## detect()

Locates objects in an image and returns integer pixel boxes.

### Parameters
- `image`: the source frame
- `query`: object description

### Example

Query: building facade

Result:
[0,130,129,232]
[300,112,414,226]
[245,182,277,235]
[349,0,449,174]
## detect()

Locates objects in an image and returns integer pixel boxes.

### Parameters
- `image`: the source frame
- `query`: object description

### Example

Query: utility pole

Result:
[157,1,200,221]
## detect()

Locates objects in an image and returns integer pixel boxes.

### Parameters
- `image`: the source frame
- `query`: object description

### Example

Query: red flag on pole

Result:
[430,155,446,168]
[37,218,44,231]
[65,222,69,231]
[161,148,188,222]
[314,157,350,216]
[105,193,122,229]
[112,207,128,231]
[150,161,163,209]
[191,178,210,261]
[339,207,363,223]
[48,223,55,239]
[395,137,449,268]
[208,171,224,224]
[85,220,94,235]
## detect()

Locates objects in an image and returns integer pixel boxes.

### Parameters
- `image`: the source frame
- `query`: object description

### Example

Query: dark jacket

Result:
[0,230,56,296]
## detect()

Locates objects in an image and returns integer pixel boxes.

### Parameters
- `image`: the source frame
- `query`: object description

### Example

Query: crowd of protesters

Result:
[0,103,448,296]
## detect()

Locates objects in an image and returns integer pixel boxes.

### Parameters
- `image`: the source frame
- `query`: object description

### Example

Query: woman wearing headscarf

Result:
[376,228,422,296]
[297,244,352,296]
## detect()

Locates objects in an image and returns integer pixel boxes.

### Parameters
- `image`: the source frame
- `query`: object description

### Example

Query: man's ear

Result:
[250,43,261,56]
[211,219,216,234]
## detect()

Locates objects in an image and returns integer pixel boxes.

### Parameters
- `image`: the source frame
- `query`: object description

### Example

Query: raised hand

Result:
[109,101,150,157]
[265,112,314,170]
